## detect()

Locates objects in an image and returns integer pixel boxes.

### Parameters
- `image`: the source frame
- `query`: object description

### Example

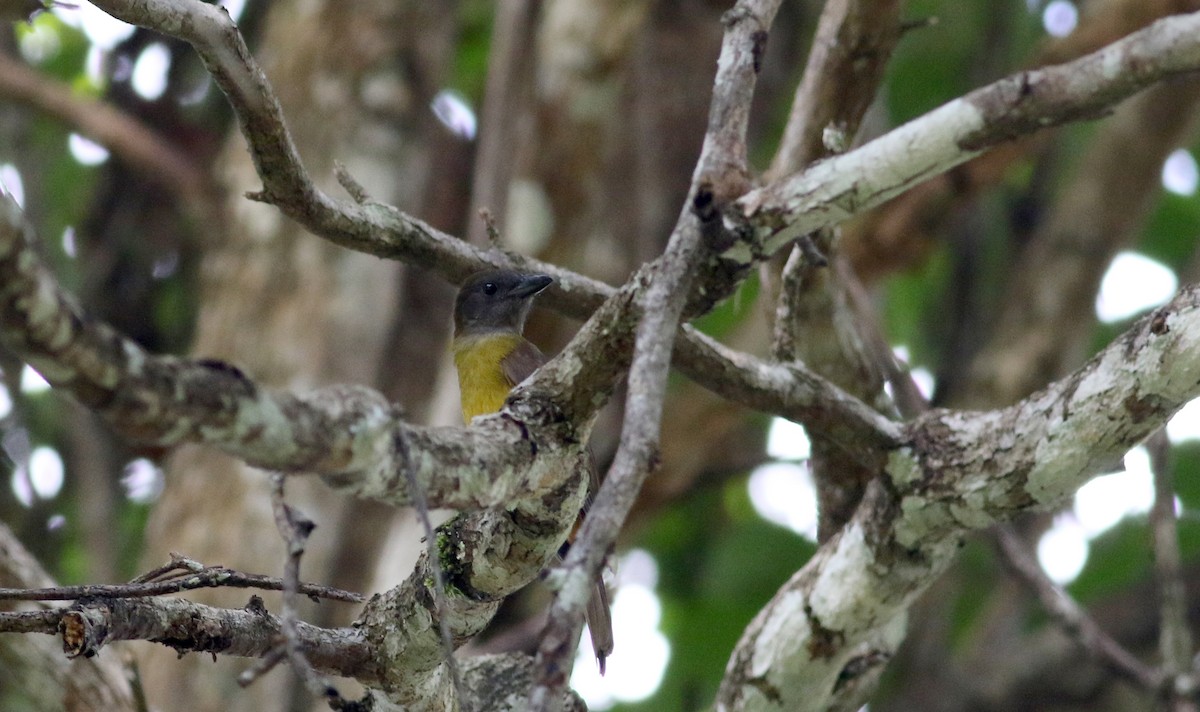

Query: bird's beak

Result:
[511,274,553,299]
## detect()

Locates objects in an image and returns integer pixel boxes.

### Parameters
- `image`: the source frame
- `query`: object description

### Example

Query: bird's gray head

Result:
[453,270,553,337]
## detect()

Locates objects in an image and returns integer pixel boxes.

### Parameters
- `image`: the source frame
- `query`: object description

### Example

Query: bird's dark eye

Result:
[483,282,498,295]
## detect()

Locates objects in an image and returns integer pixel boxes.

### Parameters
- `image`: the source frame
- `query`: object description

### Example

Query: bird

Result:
[452,268,614,672]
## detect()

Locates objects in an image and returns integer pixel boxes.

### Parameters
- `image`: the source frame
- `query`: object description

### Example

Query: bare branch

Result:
[737,12,1200,265]
[674,326,903,457]
[268,475,345,703]
[0,52,213,212]
[765,0,904,181]
[531,1,783,704]
[0,609,62,634]
[0,567,364,604]
[717,285,1200,711]
[994,525,1160,690]
[1148,431,1198,705]
[53,596,370,675]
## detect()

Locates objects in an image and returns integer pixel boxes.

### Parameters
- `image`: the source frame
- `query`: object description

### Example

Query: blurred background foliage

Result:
[2,1,1200,711]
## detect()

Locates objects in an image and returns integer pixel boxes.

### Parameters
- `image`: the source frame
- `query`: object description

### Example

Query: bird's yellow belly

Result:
[452,333,523,423]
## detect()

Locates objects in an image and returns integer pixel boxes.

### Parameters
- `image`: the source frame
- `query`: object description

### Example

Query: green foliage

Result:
[1068,518,1150,604]
[1173,442,1200,511]
[618,480,815,711]
[693,271,761,342]
[452,1,494,104]
[18,14,95,88]
[12,14,98,291]
[882,247,948,369]
[888,2,1036,124]
[945,536,1008,649]
[1142,191,1200,270]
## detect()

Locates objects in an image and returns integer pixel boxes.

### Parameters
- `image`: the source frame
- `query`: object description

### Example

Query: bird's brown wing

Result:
[502,337,615,671]
[500,337,547,387]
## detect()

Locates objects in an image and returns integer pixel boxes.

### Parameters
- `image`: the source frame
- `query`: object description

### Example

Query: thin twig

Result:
[994,524,1160,690]
[0,567,364,604]
[1147,430,1198,707]
[396,427,467,709]
[237,646,287,689]
[771,229,827,361]
[269,474,344,705]
[334,161,371,204]
[480,208,502,249]
[128,552,204,584]
[0,609,61,633]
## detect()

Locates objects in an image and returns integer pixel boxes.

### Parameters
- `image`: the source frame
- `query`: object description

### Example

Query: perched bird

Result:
[452,269,614,672]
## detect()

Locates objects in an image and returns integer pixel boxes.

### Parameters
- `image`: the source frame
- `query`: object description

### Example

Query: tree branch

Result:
[58,596,370,674]
[674,326,903,457]
[531,3,782,704]
[79,3,1200,434]
[0,567,363,604]
[994,525,1160,690]
[765,0,903,181]
[1148,431,1198,705]
[0,52,214,213]
[844,0,1200,281]
[717,285,1200,711]
[737,12,1200,265]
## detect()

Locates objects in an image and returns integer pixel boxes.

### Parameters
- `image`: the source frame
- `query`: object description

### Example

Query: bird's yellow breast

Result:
[452,332,524,423]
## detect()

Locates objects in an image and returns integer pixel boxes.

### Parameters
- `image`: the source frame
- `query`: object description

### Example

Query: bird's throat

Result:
[452,332,525,423]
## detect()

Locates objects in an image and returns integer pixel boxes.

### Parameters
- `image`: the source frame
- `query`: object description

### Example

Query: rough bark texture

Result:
[4,2,1200,711]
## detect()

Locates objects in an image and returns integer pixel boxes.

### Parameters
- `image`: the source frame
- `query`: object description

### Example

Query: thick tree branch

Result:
[79,3,1200,434]
[718,285,1200,711]
[844,0,1200,281]
[957,74,1200,407]
[737,12,1200,264]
